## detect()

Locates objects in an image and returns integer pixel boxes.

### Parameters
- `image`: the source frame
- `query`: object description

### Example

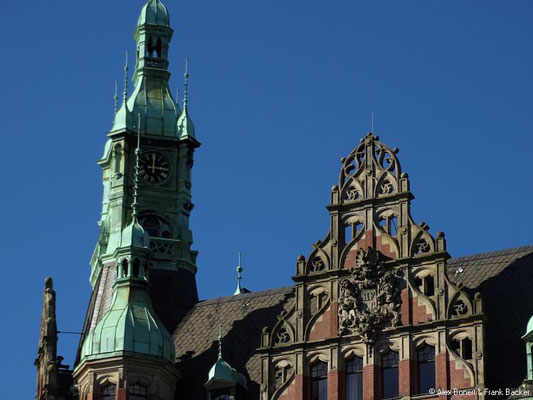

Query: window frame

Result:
[345,356,363,400]
[310,361,328,400]
[381,350,399,399]
[416,344,435,394]
[99,383,116,400]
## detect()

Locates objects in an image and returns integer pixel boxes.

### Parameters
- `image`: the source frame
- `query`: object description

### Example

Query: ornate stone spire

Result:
[35,278,60,399]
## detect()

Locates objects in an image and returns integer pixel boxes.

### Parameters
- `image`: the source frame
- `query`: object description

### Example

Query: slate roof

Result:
[447,245,533,289]
[173,286,294,398]
[173,245,533,398]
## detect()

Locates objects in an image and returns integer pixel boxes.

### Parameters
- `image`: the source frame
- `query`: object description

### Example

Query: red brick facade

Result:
[260,135,483,400]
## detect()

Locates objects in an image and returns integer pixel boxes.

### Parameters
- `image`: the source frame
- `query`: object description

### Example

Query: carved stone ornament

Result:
[338,247,403,342]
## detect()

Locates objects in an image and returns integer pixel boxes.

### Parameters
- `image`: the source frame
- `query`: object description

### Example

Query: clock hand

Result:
[151,153,156,172]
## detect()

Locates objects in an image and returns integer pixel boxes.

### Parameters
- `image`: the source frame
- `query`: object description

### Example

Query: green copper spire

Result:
[114,80,118,116]
[123,51,129,103]
[111,52,133,133]
[177,58,196,140]
[110,0,180,136]
[234,253,244,295]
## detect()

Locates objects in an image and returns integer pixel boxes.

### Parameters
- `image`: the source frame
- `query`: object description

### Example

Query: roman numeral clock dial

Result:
[138,151,171,184]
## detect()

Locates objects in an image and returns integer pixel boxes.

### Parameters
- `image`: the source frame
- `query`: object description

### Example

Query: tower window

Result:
[346,357,363,400]
[121,259,128,278]
[381,350,399,399]
[100,383,116,400]
[129,383,148,399]
[311,361,328,400]
[416,345,435,394]
[147,36,154,57]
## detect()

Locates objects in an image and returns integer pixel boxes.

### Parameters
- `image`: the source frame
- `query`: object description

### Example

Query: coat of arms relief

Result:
[338,247,403,343]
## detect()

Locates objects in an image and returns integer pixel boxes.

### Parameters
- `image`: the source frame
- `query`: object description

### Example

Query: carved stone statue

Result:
[338,248,403,342]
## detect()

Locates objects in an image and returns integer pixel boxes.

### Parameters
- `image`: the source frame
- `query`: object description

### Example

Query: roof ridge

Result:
[196,285,294,307]
[448,245,533,264]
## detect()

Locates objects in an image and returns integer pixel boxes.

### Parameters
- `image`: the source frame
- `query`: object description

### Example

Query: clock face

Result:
[138,151,171,184]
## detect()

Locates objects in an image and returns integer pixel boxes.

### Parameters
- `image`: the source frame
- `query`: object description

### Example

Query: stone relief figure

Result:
[339,248,403,342]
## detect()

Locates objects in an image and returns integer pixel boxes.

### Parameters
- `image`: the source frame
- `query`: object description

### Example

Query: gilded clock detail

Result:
[138,151,171,184]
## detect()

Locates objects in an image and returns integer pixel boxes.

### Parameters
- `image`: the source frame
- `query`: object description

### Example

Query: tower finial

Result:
[132,113,141,219]
[234,252,244,295]
[183,58,189,110]
[123,51,129,104]
[218,324,223,359]
[371,112,374,133]
[114,80,118,115]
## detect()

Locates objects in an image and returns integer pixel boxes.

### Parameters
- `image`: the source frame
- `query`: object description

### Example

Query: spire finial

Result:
[114,80,118,115]
[218,324,223,359]
[123,51,129,104]
[234,252,244,295]
[132,113,141,219]
[183,58,189,110]
[371,112,374,133]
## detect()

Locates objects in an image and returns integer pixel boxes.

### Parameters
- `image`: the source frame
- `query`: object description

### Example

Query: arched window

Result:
[346,357,363,400]
[129,383,148,400]
[138,213,172,238]
[417,345,435,394]
[100,383,116,400]
[381,350,399,399]
[311,361,328,400]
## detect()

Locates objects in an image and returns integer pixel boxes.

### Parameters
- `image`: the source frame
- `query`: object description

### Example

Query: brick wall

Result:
[308,303,338,341]
[399,359,415,396]
[363,364,377,400]
[328,370,341,400]
[449,359,472,390]
[116,388,127,400]
[343,231,396,269]
[400,289,433,326]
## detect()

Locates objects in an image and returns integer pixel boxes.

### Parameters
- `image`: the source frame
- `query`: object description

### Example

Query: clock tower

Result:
[80,0,199,365]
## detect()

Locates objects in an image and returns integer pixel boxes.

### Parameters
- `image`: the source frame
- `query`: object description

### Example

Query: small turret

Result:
[205,326,248,399]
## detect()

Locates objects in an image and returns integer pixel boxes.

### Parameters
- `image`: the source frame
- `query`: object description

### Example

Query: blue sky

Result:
[1,0,532,397]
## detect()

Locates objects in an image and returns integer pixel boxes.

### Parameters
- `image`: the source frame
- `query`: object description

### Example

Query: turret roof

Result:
[137,0,170,27]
